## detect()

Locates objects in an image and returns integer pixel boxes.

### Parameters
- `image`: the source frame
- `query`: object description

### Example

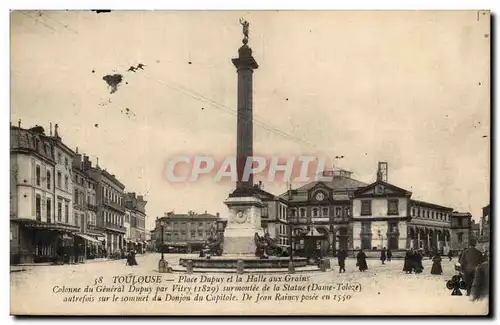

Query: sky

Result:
[10,10,490,231]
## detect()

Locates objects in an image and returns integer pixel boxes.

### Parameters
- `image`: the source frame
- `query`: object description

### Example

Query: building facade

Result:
[10,125,80,263]
[154,212,220,252]
[72,152,101,257]
[449,212,472,252]
[264,165,472,257]
[124,192,148,253]
[477,204,490,253]
[89,166,126,255]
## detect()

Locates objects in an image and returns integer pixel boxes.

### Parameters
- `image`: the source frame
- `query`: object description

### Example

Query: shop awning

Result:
[75,233,102,244]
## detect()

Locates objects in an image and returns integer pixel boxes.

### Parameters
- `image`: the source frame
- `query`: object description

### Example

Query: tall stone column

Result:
[232,33,258,192]
[223,20,265,256]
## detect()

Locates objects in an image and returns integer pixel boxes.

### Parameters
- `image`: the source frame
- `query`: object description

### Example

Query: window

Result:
[387,199,399,215]
[345,207,350,217]
[74,189,79,205]
[57,153,62,164]
[46,198,51,222]
[64,203,69,223]
[75,214,79,227]
[57,172,62,188]
[426,210,430,218]
[46,171,51,190]
[300,208,306,217]
[291,209,296,217]
[35,165,41,186]
[361,221,371,233]
[417,208,420,217]
[35,195,41,221]
[57,201,62,222]
[312,208,318,217]
[361,236,371,250]
[262,206,269,217]
[322,207,329,216]
[457,233,463,243]
[64,157,68,167]
[335,207,342,217]
[361,200,372,216]
[431,211,435,219]
[64,176,68,190]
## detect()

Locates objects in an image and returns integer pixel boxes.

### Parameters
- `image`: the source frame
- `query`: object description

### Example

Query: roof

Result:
[157,213,220,221]
[411,199,453,211]
[277,175,367,200]
[452,212,472,218]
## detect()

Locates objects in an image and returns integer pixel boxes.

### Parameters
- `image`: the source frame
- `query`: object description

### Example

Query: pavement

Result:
[10,252,489,315]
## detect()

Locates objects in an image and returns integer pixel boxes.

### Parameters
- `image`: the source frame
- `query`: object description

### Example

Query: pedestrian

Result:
[337,249,347,273]
[380,247,387,265]
[459,239,485,296]
[356,249,368,272]
[413,250,424,274]
[470,259,489,301]
[403,249,413,274]
[447,250,453,261]
[430,251,443,275]
[126,250,138,266]
[387,249,392,262]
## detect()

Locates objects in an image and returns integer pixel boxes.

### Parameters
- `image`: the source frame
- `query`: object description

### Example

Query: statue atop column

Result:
[239,18,250,45]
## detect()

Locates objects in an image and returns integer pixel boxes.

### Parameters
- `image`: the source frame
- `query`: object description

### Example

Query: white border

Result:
[2,1,498,324]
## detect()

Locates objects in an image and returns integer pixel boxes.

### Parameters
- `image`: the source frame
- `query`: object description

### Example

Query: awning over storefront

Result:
[75,233,102,244]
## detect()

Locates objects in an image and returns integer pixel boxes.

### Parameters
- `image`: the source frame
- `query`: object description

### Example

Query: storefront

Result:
[10,219,80,265]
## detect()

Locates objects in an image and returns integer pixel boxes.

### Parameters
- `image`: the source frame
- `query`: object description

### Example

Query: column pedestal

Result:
[223,196,265,255]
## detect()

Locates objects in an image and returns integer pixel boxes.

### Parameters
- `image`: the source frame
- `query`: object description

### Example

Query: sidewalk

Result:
[10,257,116,273]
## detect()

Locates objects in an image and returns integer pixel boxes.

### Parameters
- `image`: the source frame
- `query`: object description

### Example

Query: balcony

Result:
[87,203,97,212]
[104,198,125,213]
[104,222,126,233]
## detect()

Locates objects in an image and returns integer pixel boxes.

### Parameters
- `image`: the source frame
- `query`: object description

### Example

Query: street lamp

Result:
[160,220,165,261]
[158,220,167,273]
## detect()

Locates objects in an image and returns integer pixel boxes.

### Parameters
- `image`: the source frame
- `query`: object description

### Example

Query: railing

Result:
[104,222,126,232]
[87,203,97,211]
[104,198,125,212]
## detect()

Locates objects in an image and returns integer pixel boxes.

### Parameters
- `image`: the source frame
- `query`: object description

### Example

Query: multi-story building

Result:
[10,124,63,263]
[154,211,220,252]
[268,163,472,257]
[48,125,75,229]
[449,211,472,252]
[478,204,490,252]
[274,169,367,257]
[72,152,101,257]
[88,165,126,254]
[124,192,148,253]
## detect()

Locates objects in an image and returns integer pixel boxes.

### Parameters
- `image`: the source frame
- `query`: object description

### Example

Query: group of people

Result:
[403,249,426,274]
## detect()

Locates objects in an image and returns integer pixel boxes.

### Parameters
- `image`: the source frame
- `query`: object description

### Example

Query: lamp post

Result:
[160,220,165,260]
[158,220,167,273]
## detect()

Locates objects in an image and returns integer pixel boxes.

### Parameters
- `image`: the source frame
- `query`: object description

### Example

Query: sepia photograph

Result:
[8,9,491,316]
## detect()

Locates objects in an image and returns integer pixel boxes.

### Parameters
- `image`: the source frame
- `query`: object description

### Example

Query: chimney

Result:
[75,146,78,154]
[73,153,82,169]
[18,119,21,128]
[49,122,53,136]
[205,210,207,214]
[96,157,100,169]
[216,212,220,218]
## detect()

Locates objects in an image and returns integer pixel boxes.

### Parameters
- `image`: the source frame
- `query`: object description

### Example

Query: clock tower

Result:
[222,19,265,255]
